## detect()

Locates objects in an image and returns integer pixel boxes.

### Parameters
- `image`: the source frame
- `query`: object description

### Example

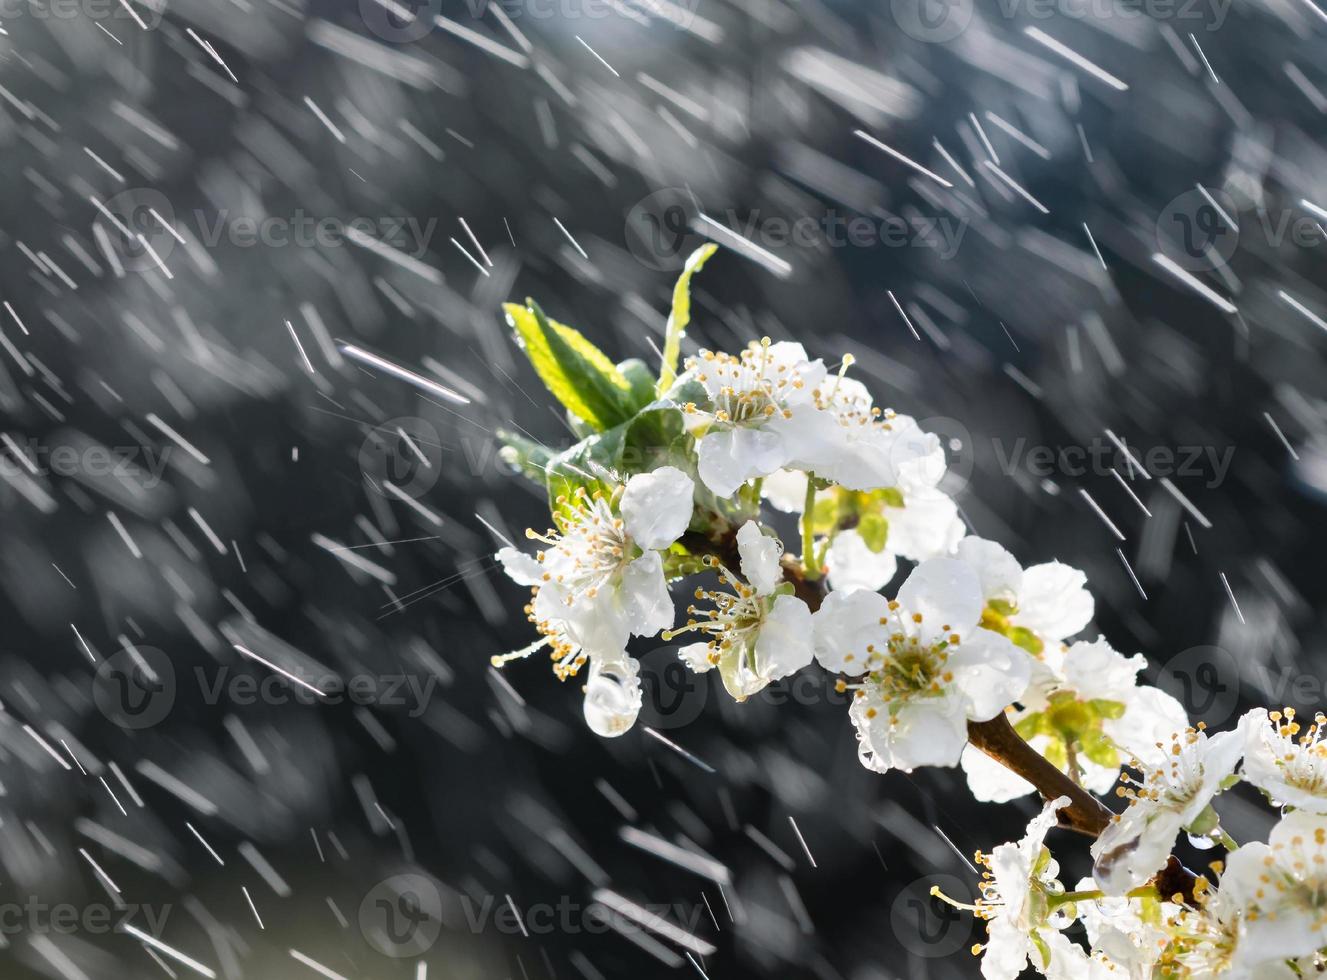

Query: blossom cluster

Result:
[489,247,1311,978]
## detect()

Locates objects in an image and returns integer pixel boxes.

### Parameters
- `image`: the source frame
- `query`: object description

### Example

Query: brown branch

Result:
[706,533,1202,902]
[966,713,1112,836]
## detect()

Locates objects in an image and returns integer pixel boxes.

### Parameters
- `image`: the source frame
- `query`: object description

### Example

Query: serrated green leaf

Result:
[505,300,634,431]
[657,243,718,395]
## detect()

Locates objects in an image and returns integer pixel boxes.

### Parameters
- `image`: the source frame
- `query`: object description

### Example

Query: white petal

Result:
[961,743,1036,802]
[852,694,968,772]
[678,643,715,673]
[980,915,1031,980]
[754,595,813,679]
[948,631,1031,720]
[621,551,673,639]
[1015,562,1093,642]
[955,536,1023,604]
[1106,687,1189,768]
[582,657,643,737]
[885,488,965,560]
[811,588,889,674]
[1061,640,1144,703]
[762,468,809,513]
[497,546,544,587]
[1091,806,1184,895]
[825,529,898,593]
[897,557,984,645]
[886,415,947,491]
[621,466,695,550]
[696,426,787,497]
[737,520,783,595]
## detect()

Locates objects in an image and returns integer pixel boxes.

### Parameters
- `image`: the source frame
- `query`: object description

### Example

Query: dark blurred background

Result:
[0,0,1324,975]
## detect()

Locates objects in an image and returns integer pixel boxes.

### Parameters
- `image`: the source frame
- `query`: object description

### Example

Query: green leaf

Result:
[497,428,556,485]
[617,358,657,415]
[657,243,718,395]
[857,512,889,553]
[1080,730,1120,769]
[544,424,627,524]
[1007,626,1045,657]
[504,300,634,431]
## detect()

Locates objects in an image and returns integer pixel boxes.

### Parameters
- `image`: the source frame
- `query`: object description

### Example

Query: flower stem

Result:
[801,480,820,581]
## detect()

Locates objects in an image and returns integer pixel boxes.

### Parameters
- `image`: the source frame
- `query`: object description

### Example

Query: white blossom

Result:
[1092,723,1246,895]
[1241,707,1327,813]
[494,469,694,692]
[670,521,812,699]
[681,340,829,497]
[956,536,1093,656]
[973,796,1072,980]
[814,558,1030,772]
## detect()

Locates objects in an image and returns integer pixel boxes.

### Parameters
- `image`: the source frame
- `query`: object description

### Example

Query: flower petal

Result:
[955,536,1023,604]
[812,588,889,674]
[897,557,984,645]
[755,595,813,679]
[948,630,1030,720]
[497,546,544,587]
[621,551,673,639]
[696,426,787,497]
[761,468,810,513]
[961,743,1036,802]
[737,520,783,595]
[1015,562,1093,642]
[621,466,695,550]
[825,528,898,593]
